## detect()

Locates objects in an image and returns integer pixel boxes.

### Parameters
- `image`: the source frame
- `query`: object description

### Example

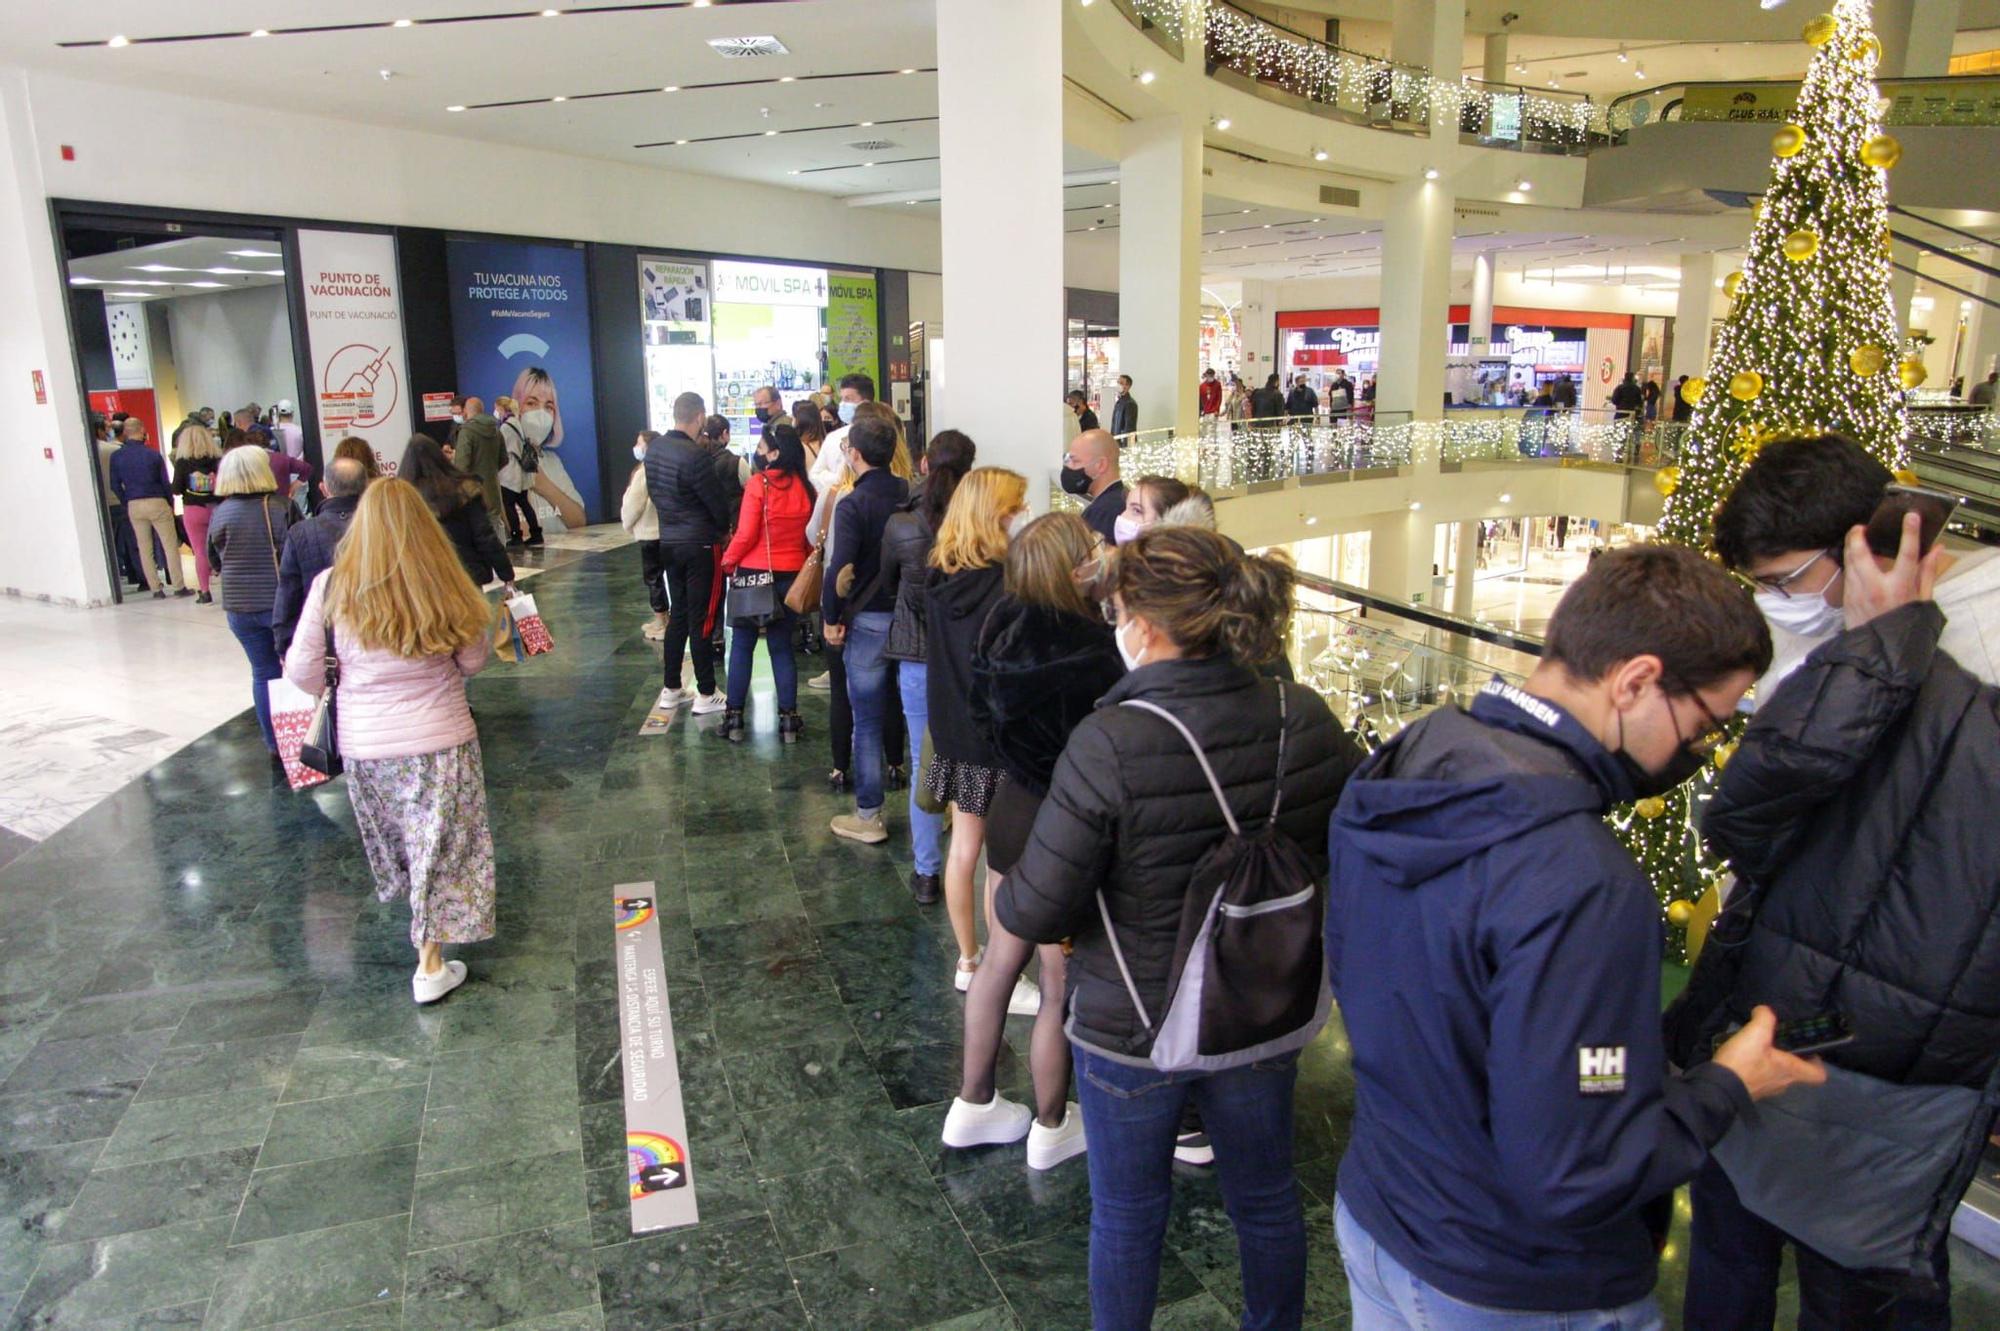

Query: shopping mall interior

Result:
[4,0,2000,1327]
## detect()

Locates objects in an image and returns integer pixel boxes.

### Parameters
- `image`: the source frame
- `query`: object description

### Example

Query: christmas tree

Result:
[1632,0,1913,953]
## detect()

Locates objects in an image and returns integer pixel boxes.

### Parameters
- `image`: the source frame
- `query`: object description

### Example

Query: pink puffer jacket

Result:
[282,571,491,761]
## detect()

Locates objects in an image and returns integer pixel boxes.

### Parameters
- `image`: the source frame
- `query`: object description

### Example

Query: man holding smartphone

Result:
[1713,433,2000,696]
[1670,507,2000,1329]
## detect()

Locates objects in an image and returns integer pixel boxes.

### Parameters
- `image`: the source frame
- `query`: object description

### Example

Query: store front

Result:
[1065,287,1120,419]
[640,255,879,444]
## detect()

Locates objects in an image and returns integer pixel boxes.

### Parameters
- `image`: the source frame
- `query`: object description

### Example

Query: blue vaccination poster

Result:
[446,238,603,524]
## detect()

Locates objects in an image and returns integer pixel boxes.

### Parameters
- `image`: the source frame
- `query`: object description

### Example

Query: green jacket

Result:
[457,413,506,515]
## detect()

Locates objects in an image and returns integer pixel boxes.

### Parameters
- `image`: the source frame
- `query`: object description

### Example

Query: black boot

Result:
[884,764,907,792]
[909,871,941,905]
[717,708,747,744]
[778,710,804,744]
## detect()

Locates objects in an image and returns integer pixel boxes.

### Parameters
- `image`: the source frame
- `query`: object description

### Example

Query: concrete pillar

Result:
[1118,115,1203,441]
[1237,278,1275,385]
[1377,176,1454,420]
[1481,34,1510,87]
[1451,520,1479,618]
[1957,250,2000,393]
[1671,252,1720,382]
[1890,241,1921,342]
[1393,0,1467,135]
[1366,509,1441,606]
[1469,250,1496,352]
[937,0,1065,495]
[1876,0,1960,80]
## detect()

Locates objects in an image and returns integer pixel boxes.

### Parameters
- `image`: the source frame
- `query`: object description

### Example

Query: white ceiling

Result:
[67,235,287,299]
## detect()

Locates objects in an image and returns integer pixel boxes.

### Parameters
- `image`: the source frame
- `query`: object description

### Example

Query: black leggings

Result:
[639,542,668,613]
[502,487,541,542]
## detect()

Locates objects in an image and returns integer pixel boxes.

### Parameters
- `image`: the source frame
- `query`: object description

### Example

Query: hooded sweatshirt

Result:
[1327,679,1749,1314]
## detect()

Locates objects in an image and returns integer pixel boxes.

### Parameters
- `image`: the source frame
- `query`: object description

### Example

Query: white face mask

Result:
[632,444,647,461]
[838,400,859,425]
[1112,514,1143,546]
[1754,565,1845,639]
[522,409,554,445]
[1006,510,1032,540]
[1115,617,1147,672]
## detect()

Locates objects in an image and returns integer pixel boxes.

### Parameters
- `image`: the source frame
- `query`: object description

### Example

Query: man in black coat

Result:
[1250,374,1286,420]
[273,456,369,656]
[645,391,732,713]
[1669,515,2000,1329]
[1109,375,1137,437]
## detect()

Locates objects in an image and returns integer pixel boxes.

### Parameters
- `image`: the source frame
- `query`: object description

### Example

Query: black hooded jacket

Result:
[922,563,1006,767]
[969,599,1125,797]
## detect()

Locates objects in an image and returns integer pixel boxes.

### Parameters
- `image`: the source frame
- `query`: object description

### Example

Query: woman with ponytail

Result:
[997,524,1363,1330]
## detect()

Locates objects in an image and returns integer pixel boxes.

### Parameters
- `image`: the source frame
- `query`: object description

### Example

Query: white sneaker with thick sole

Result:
[1007,975,1042,1017]
[807,672,833,691]
[1026,1105,1088,1170]
[412,959,467,1005]
[830,811,888,844]
[656,686,694,710]
[941,1093,1033,1149]
[690,691,728,716]
[1173,1131,1215,1166]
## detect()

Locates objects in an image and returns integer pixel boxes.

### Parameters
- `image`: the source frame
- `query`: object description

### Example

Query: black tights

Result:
[961,911,1070,1127]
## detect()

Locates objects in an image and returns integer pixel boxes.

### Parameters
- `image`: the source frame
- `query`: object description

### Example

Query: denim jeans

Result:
[897,660,942,875]
[1685,1158,1950,1331]
[1073,1045,1305,1331]
[226,609,282,753]
[724,573,797,711]
[842,611,893,817]
[1336,1197,1663,1331]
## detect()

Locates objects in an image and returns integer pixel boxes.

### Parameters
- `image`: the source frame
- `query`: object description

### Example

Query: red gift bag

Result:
[268,679,332,791]
[508,592,554,656]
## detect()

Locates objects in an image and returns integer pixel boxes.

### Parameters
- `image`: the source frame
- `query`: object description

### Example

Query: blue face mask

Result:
[838,400,858,425]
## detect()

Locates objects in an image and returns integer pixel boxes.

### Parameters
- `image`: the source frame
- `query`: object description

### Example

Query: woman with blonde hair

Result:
[494,394,541,547]
[171,421,224,603]
[283,478,497,1004]
[924,466,1036,1003]
[208,445,293,757]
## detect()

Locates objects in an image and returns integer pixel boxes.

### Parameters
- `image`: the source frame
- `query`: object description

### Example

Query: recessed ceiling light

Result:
[379,68,394,80]
[764,129,778,136]
[778,76,795,83]
[552,95,567,102]
[1498,492,1513,503]
[1616,45,1629,63]
[1313,149,1328,161]
[1409,501,1423,511]
[1214,117,1230,130]
[900,68,918,75]
[692,0,710,6]
[107,34,129,47]
[1241,208,1251,214]
[1101,202,1113,209]
[1424,166,1439,180]
[862,161,875,167]
[1516,178,1533,191]
[1634,65,1647,79]
[662,85,679,93]
[1137,69,1156,84]
[787,168,800,174]
[675,138,689,145]
[905,199,917,204]
[1304,515,1318,526]
[447,104,466,112]
[858,121,873,127]
[541,7,560,15]
[393,18,413,27]
[1263,223,1272,228]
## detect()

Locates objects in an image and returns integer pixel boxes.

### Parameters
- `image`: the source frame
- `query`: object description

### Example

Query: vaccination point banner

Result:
[447,238,603,522]
[297,229,412,474]
[826,270,880,390]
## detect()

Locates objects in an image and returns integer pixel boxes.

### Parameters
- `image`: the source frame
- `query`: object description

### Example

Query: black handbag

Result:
[300,623,343,777]
[726,478,779,626]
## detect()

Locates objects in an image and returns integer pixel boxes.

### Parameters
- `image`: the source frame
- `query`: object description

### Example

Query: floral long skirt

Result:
[348,739,497,947]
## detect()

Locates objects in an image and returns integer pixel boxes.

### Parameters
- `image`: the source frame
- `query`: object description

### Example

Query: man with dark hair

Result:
[822,415,908,844]
[646,391,732,715]
[1250,373,1286,420]
[273,456,370,654]
[1198,367,1221,419]
[1670,516,2000,1331]
[1329,546,1824,1329]
[1970,369,1997,406]
[1110,374,1137,436]
[94,412,145,587]
[810,372,878,488]
[1671,375,1693,423]
[1714,433,2000,695]
[1065,390,1099,433]
[751,384,787,429]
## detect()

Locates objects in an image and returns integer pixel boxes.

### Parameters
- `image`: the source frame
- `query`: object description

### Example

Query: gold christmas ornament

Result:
[1635,796,1668,820]
[1898,358,1928,390]
[1728,370,1764,401]
[1849,344,1887,376]
[1666,899,1695,927]
[1802,13,1838,46]
[1680,375,1707,405]
[1894,468,1921,486]
[1712,739,1739,771]
[1853,34,1882,66]
[1722,271,1744,299]
[1861,133,1903,169]
[1783,229,1820,261]
[1653,465,1680,497]
[1771,123,1807,158]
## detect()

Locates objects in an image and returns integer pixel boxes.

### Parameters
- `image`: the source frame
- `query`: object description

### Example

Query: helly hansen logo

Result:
[1578,1046,1628,1095]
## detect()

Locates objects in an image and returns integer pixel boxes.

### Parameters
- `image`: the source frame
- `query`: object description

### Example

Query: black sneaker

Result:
[909,872,941,905]
[1173,1132,1215,1166]
[525,535,544,548]
[827,769,849,793]
[194,591,213,605]
[885,765,907,792]
[173,587,194,598]
[152,589,166,599]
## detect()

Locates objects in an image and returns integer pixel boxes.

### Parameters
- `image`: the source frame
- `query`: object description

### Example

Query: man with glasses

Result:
[1328,546,1827,1331]
[1714,433,2000,697]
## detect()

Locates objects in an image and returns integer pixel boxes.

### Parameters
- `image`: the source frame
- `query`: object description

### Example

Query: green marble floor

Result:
[3,547,1997,1331]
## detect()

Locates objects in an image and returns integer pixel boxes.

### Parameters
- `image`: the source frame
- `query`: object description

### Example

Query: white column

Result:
[1890,240,1921,342]
[1469,250,1496,353]
[1876,0,1960,79]
[1118,115,1203,441]
[1958,250,2000,390]
[1237,279,1274,385]
[937,0,1065,494]
[1376,177,1453,420]
[1365,510,1440,605]
[1671,252,1720,382]
[1393,0,1466,136]
[1481,34,1510,87]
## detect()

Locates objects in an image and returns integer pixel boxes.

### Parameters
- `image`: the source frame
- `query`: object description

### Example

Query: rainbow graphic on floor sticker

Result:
[614,898,654,931]
[627,1131,689,1198]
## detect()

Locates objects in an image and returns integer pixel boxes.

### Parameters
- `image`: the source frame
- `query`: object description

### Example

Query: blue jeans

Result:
[842,611,894,817]
[226,609,282,753]
[897,660,942,875]
[1336,1197,1663,1331]
[723,573,797,711]
[1073,1045,1305,1331]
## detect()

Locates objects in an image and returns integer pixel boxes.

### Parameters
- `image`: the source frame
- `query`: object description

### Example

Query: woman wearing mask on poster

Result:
[512,365,587,531]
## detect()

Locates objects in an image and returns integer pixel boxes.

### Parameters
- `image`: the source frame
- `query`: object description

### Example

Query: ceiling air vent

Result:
[846,139,897,152]
[707,35,790,58]
[1317,184,1360,209]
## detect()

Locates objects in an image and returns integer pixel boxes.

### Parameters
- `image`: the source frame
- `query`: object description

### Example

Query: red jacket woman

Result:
[716,426,819,744]
[721,468,813,573]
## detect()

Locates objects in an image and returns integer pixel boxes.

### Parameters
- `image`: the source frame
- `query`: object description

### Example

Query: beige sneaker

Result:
[830,811,888,844]
[642,614,667,641]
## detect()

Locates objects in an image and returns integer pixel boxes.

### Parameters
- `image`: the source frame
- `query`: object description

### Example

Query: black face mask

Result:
[1613,703,1709,799]
[754,406,772,424]
[752,452,770,472]
[1060,464,1092,497]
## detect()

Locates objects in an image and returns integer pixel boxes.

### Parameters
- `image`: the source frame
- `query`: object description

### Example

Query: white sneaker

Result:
[412,959,467,1005]
[1007,975,1042,1017]
[641,617,667,641]
[941,1093,1033,1149]
[656,686,694,710]
[1173,1131,1215,1166]
[690,691,728,716]
[807,672,833,691]
[1025,1105,1088,1170]
[954,953,982,993]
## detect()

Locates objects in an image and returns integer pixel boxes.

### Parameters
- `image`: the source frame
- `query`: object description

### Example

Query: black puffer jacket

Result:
[924,564,1007,767]
[1672,603,2000,1089]
[998,657,1362,1059]
[646,430,730,546]
[969,599,1123,797]
[880,502,932,663]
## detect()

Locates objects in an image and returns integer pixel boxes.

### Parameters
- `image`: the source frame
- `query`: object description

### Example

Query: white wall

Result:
[165,286,299,423]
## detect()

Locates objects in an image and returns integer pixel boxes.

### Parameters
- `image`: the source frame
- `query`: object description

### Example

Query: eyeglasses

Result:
[1750,547,1836,598]
[1669,679,1731,755]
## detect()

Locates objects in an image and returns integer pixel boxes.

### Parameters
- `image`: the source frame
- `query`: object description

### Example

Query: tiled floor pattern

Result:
[3,544,1998,1330]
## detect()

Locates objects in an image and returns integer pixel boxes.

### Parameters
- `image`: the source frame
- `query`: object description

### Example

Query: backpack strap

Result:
[1268,682,1290,824]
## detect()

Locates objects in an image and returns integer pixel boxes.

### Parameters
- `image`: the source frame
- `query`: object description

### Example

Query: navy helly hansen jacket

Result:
[1326,680,1749,1314]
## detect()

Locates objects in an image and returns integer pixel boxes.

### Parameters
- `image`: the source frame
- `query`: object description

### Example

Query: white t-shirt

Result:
[810,423,851,489]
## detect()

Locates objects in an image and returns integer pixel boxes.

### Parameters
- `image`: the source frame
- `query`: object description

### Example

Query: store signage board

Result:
[639,256,716,436]
[713,260,829,308]
[826,270,879,388]
[297,229,411,474]
[422,392,456,423]
[613,883,699,1233]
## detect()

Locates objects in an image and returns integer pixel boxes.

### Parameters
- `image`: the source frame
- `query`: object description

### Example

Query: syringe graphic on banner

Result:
[336,346,394,421]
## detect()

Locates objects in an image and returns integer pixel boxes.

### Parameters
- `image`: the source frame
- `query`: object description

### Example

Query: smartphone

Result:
[1773,1012,1856,1057]
[1864,484,1959,559]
